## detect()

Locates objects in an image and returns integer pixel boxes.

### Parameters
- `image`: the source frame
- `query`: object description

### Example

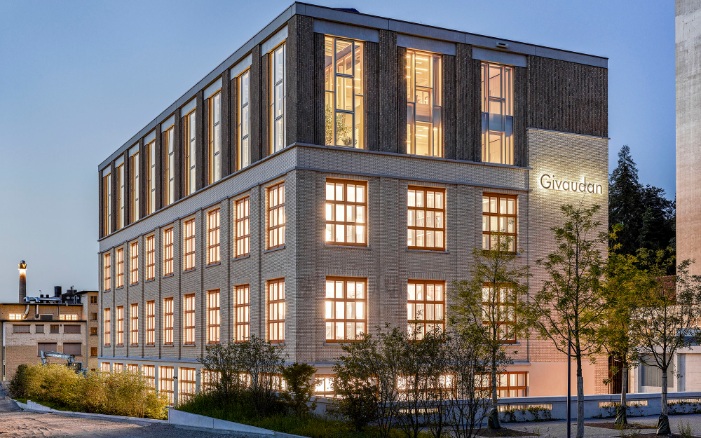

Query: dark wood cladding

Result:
[287,16,315,145]
[442,53,456,160]
[220,69,231,178]
[249,45,263,163]
[379,30,398,153]
[229,75,238,172]
[173,108,182,202]
[455,44,480,161]
[313,32,326,146]
[528,56,608,138]
[261,52,270,159]
[365,41,379,150]
[397,47,407,154]
[514,66,527,167]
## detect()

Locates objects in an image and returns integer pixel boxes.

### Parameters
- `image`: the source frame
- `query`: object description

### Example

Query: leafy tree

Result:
[638,185,675,253]
[281,362,317,417]
[520,204,606,438]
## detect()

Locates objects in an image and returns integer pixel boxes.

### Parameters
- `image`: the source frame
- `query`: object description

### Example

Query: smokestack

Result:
[18,260,27,303]
[54,286,62,298]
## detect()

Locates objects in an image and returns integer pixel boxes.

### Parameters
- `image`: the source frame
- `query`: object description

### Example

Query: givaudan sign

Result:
[539,174,603,195]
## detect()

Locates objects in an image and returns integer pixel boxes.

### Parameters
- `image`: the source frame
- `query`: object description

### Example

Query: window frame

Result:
[129,149,140,222]
[183,109,197,196]
[163,297,174,345]
[405,49,443,157]
[116,161,125,229]
[163,126,175,205]
[179,367,197,404]
[407,280,445,339]
[146,300,155,346]
[103,308,111,346]
[103,252,111,291]
[159,366,175,404]
[162,227,174,276]
[267,279,285,344]
[145,235,155,281]
[116,306,124,346]
[482,193,517,252]
[115,248,124,289]
[207,289,220,344]
[206,209,221,265]
[234,196,251,258]
[129,241,139,285]
[481,62,514,165]
[324,277,367,342]
[234,284,250,343]
[146,139,156,215]
[183,218,196,271]
[183,293,196,345]
[407,186,446,251]
[482,283,517,344]
[325,179,367,246]
[129,303,139,346]
[266,182,285,249]
[270,43,286,154]
[208,91,222,184]
[237,69,251,170]
[102,171,112,236]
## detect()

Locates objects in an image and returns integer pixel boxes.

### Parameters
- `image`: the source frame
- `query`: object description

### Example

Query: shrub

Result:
[282,362,317,417]
[9,364,30,399]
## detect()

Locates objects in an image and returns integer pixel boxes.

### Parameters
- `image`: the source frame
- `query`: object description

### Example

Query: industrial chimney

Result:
[18,260,27,303]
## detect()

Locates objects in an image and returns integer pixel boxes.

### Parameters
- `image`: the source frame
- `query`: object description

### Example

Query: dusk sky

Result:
[0,0,674,302]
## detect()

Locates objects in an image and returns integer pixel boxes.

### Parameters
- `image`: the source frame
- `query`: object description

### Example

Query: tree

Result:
[609,145,643,255]
[520,204,606,438]
[638,185,675,254]
[451,236,528,429]
[629,253,701,435]
[281,362,317,417]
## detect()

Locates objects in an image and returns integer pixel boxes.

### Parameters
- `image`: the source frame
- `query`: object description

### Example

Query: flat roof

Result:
[99,2,608,170]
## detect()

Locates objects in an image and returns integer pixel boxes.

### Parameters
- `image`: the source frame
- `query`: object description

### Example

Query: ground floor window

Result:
[179,367,197,404]
[314,375,336,397]
[142,365,155,388]
[480,371,528,398]
[159,366,175,405]
[100,362,111,373]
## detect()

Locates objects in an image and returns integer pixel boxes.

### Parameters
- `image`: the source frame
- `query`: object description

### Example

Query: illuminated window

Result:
[184,109,197,196]
[100,362,111,373]
[114,363,124,373]
[407,281,445,339]
[267,280,285,343]
[90,327,97,335]
[481,62,514,165]
[146,300,155,345]
[163,297,174,345]
[8,314,23,321]
[234,285,250,342]
[130,303,139,346]
[267,182,285,249]
[103,252,111,291]
[406,50,442,157]
[482,194,517,252]
[102,170,111,235]
[207,209,220,265]
[129,148,140,222]
[183,219,196,271]
[183,294,195,345]
[159,366,174,404]
[146,139,156,215]
[325,179,367,245]
[129,241,139,285]
[59,314,78,321]
[202,370,220,392]
[480,371,528,398]
[162,227,174,276]
[408,187,445,250]
[207,290,220,344]
[145,235,155,281]
[127,363,139,373]
[325,278,366,341]
[314,375,336,397]
[115,248,124,289]
[482,284,516,343]
[103,308,111,346]
[237,70,251,170]
[116,306,124,346]
[234,197,250,257]
[208,91,222,184]
[116,161,125,229]
[270,44,286,153]
[143,365,155,388]
[90,347,98,356]
[324,36,364,148]
[179,367,197,404]
[163,126,175,205]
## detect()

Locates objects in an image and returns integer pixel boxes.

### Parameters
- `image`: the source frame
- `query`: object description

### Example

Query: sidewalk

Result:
[505,415,701,437]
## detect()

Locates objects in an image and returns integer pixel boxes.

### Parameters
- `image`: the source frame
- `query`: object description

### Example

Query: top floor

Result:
[0,303,86,322]
[98,2,608,239]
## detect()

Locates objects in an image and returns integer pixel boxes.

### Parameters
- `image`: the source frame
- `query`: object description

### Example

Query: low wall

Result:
[167,408,275,435]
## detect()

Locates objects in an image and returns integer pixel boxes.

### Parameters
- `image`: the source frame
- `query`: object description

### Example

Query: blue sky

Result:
[0,0,674,301]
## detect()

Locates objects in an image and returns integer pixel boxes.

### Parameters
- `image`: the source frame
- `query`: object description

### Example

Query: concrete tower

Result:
[18,260,27,303]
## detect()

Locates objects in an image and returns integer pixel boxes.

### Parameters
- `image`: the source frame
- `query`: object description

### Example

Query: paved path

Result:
[505,414,701,437]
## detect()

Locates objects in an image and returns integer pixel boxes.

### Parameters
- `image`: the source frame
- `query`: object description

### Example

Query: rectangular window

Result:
[50,324,59,334]
[163,126,175,205]
[64,325,81,334]
[183,294,195,345]
[90,295,98,304]
[207,290,220,344]
[145,235,155,280]
[267,182,285,249]
[163,297,174,345]
[59,314,79,321]
[116,306,124,346]
[130,150,140,222]
[482,284,516,343]
[116,162,125,229]
[314,375,336,397]
[406,50,442,157]
[146,300,155,345]
[207,209,220,265]
[103,253,111,291]
[129,241,139,285]
[325,278,366,342]
[143,365,155,388]
[146,140,156,215]
[90,347,98,357]
[8,314,23,320]
[267,279,285,343]
[130,303,139,346]
[408,187,445,250]
[184,110,197,196]
[115,248,124,289]
[179,367,197,404]
[481,62,514,165]
[91,313,98,321]
[270,44,286,153]
[495,372,527,398]
[100,362,111,373]
[234,285,250,342]
[13,325,30,334]
[159,366,175,404]
[324,36,364,148]
[482,194,517,252]
[407,281,445,339]
[90,327,97,335]
[103,308,111,346]
[237,70,251,170]
[208,91,222,184]
[36,324,44,333]
[102,171,112,235]
[38,343,57,357]
[127,363,139,373]
[183,219,196,271]
[234,197,250,257]
[163,227,174,276]
[114,363,124,373]
[63,343,82,356]
[325,179,367,245]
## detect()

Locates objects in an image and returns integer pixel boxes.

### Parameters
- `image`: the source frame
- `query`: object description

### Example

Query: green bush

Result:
[282,362,317,417]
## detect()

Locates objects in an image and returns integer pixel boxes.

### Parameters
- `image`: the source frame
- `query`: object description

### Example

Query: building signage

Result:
[539,174,603,195]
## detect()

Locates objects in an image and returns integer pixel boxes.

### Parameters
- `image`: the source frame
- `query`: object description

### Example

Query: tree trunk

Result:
[488,353,501,429]
[576,353,584,438]
[657,366,671,435]
[615,365,628,426]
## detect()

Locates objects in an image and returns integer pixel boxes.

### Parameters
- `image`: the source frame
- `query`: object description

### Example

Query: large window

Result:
[116,161,125,229]
[325,278,366,342]
[103,252,111,291]
[235,285,250,342]
[408,187,445,250]
[146,139,156,215]
[179,367,197,404]
[102,170,111,235]
[130,303,139,346]
[130,149,140,222]
[407,281,445,339]
[115,248,124,289]
[481,62,514,165]
[103,308,111,346]
[482,194,517,252]
[482,284,516,343]
[324,36,364,148]
[208,91,222,184]
[183,110,197,196]
[270,44,286,154]
[162,227,174,276]
[406,50,442,157]
[159,366,174,404]
[145,235,155,281]
[496,372,527,398]
[116,306,124,346]
[129,241,139,285]
[207,209,220,265]
[267,279,285,343]
[163,297,174,345]
[146,300,155,345]
[163,126,175,205]
[325,179,367,245]
[183,218,196,271]
[183,294,196,345]
[267,182,285,249]
[237,70,251,170]
[234,197,250,257]
[207,290,220,344]
[143,364,155,388]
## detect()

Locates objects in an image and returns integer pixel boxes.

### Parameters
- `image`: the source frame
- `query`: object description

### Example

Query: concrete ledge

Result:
[168,407,275,435]
[16,399,165,425]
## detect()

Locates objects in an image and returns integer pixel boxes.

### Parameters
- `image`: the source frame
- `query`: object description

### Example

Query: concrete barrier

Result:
[167,408,275,435]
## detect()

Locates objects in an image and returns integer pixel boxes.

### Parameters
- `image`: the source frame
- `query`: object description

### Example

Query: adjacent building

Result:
[97,3,609,402]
